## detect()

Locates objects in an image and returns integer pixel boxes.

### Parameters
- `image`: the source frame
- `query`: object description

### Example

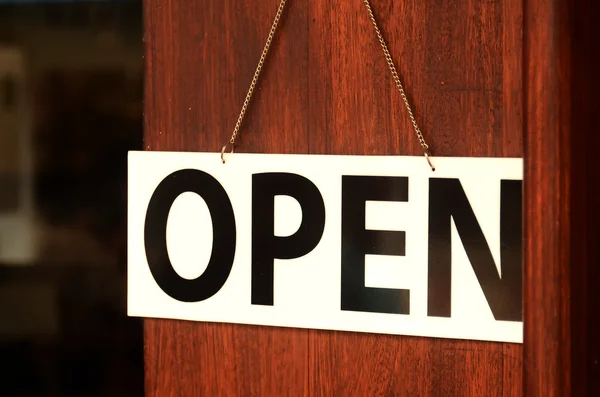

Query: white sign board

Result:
[128,151,523,343]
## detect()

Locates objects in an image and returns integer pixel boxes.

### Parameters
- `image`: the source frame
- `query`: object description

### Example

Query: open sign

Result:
[128,151,523,343]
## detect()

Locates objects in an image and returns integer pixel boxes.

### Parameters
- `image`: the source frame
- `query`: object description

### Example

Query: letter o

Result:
[144,169,236,302]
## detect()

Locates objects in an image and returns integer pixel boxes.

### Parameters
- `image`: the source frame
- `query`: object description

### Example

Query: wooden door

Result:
[142,0,599,395]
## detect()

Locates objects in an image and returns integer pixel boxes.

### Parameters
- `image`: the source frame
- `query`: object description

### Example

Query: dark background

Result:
[0,1,144,396]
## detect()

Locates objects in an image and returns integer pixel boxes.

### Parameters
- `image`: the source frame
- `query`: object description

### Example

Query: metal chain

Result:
[222,0,434,170]
[221,0,287,162]
[362,0,434,170]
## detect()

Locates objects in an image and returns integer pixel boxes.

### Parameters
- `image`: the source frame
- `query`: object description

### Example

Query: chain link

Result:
[222,0,287,162]
[362,0,434,169]
[222,0,434,170]
[363,1,428,151]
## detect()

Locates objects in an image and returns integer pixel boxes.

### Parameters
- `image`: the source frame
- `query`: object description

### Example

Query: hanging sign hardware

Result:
[221,143,235,164]
[221,0,435,170]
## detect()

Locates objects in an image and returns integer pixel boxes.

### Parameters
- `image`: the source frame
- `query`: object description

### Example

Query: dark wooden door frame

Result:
[523,0,599,395]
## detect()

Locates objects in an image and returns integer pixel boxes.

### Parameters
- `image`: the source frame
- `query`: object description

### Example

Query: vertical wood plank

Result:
[304,1,522,394]
[143,1,310,395]
[522,0,571,394]
[523,0,600,395]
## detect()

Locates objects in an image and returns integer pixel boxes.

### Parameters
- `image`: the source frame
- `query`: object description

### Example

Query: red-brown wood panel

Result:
[143,0,523,395]
[523,0,600,395]
[522,0,571,394]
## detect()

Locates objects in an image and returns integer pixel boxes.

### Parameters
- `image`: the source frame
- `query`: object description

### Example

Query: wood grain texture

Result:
[523,0,600,395]
[522,0,571,394]
[143,0,523,395]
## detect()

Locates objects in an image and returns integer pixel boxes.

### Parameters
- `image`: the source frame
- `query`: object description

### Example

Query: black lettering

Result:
[427,178,522,321]
[341,176,409,314]
[251,173,326,305]
[144,169,236,302]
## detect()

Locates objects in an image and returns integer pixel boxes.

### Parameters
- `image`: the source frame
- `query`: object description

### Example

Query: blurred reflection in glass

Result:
[0,2,143,396]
